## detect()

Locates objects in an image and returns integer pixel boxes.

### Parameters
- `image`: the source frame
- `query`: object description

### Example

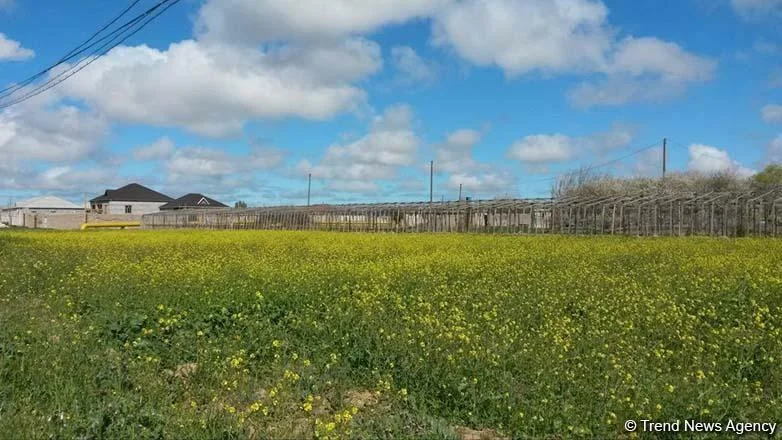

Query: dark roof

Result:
[159,193,228,210]
[90,183,173,203]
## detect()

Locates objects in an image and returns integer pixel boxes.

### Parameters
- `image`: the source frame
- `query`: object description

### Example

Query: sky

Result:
[1,0,781,207]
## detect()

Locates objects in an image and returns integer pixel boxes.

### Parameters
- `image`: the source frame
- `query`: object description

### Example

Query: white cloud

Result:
[196,0,450,44]
[391,46,438,85]
[447,171,514,195]
[133,137,175,161]
[149,143,287,201]
[0,162,122,194]
[0,33,33,61]
[570,37,716,108]
[762,105,782,123]
[59,39,379,137]
[298,104,420,192]
[432,128,514,195]
[507,125,634,164]
[588,123,636,152]
[431,0,713,107]
[166,145,285,181]
[35,167,119,192]
[436,128,483,173]
[731,0,782,19]
[508,134,576,164]
[432,0,611,76]
[569,77,690,108]
[606,37,715,83]
[688,144,754,177]
[0,102,108,164]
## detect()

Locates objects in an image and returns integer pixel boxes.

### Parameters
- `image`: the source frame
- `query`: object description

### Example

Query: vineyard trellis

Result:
[142,189,782,236]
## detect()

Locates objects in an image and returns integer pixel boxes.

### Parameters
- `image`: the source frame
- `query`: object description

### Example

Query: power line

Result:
[518,140,667,186]
[59,0,145,63]
[0,0,181,109]
[0,0,179,108]
[0,0,145,100]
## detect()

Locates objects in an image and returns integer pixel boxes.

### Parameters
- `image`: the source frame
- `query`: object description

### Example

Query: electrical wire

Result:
[517,140,667,186]
[0,0,181,109]
[0,0,144,99]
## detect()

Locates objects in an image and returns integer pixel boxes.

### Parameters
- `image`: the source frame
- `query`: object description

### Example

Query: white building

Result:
[0,196,83,227]
[89,183,173,215]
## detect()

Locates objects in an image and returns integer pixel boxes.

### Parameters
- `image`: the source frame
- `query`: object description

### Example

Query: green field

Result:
[1,230,780,439]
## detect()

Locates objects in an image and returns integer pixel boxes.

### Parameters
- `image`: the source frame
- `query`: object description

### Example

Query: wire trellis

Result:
[142,189,782,237]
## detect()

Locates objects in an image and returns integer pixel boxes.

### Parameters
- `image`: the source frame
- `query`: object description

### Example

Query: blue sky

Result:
[1,0,781,206]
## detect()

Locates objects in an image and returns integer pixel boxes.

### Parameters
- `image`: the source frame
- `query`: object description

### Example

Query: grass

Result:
[0,230,780,439]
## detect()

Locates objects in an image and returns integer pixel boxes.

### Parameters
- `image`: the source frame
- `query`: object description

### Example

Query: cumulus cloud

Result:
[432,128,514,194]
[435,129,483,173]
[58,39,380,137]
[8,0,712,145]
[391,46,439,85]
[0,96,117,195]
[433,0,611,76]
[133,137,175,161]
[762,105,782,123]
[196,0,450,44]
[570,37,716,108]
[297,104,420,193]
[0,33,34,61]
[431,0,713,107]
[506,124,635,164]
[688,144,754,177]
[446,171,514,195]
[731,0,782,19]
[166,145,285,182]
[508,134,576,164]
[0,101,108,164]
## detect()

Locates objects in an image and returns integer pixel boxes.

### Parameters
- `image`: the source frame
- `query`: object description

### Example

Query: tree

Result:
[752,164,782,190]
[234,200,248,209]
[551,167,609,199]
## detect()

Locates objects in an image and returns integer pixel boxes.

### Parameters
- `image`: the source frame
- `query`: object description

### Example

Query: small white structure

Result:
[89,183,173,215]
[0,196,83,227]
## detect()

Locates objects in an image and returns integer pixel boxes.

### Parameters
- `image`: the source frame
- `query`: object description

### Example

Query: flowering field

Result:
[0,230,780,439]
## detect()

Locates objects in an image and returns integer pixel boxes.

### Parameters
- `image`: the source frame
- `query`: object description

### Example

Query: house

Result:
[159,193,228,211]
[1,196,83,227]
[90,183,173,215]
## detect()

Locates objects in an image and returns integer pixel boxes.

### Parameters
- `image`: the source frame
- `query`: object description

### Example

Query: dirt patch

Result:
[344,389,379,410]
[164,363,198,381]
[454,426,510,440]
[175,362,198,379]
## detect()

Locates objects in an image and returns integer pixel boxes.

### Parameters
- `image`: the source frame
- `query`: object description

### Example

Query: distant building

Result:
[1,196,83,227]
[90,183,173,215]
[159,193,228,211]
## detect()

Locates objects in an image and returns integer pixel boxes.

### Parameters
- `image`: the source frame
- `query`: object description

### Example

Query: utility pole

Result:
[458,183,463,202]
[307,173,312,207]
[429,160,434,203]
[662,138,667,179]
